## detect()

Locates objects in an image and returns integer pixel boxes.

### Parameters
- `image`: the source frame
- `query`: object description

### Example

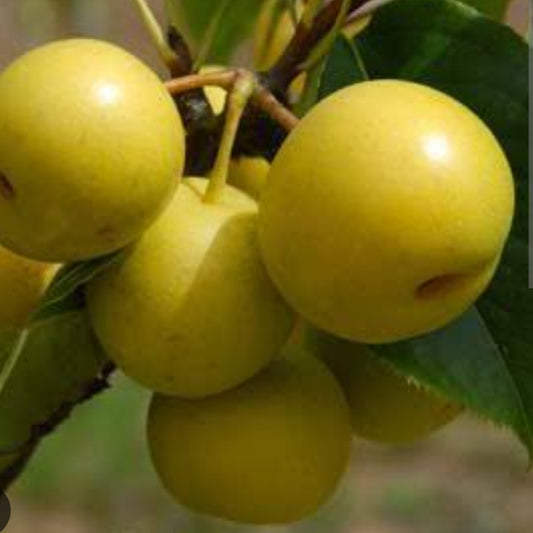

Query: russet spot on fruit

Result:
[259,80,515,343]
[86,178,294,398]
[306,325,462,443]
[146,354,352,524]
[0,39,185,262]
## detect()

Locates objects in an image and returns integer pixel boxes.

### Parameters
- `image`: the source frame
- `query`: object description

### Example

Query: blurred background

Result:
[0,1,531,532]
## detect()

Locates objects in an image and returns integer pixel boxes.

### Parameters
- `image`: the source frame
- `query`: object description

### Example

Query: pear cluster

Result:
[0,36,514,526]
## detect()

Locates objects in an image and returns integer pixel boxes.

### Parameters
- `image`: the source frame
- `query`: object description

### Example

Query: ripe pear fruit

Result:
[0,39,184,262]
[0,245,58,329]
[147,354,352,524]
[86,178,294,398]
[306,326,461,443]
[259,80,514,343]
[228,157,270,200]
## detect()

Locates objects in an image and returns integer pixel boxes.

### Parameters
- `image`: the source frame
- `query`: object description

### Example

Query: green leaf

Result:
[461,0,512,20]
[0,252,120,483]
[165,0,264,63]
[316,0,531,455]
[0,311,109,484]
[31,251,124,323]
[318,36,368,101]
[372,309,533,456]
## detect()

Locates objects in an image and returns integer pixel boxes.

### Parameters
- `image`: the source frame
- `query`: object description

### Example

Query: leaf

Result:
[372,310,533,455]
[31,251,124,323]
[461,0,512,20]
[0,252,120,484]
[316,0,532,455]
[0,311,110,485]
[165,0,264,63]
[318,36,368,101]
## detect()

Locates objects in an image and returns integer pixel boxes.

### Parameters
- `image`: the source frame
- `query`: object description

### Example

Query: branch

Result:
[266,0,371,93]
[164,70,299,133]
[0,362,115,491]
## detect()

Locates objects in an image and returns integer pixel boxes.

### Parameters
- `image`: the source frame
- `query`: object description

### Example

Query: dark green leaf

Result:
[372,309,533,456]
[165,0,264,63]
[318,36,369,101]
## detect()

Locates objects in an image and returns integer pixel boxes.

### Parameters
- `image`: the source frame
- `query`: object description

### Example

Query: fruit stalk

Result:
[131,0,187,75]
[204,73,257,204]
[164,71,299,132]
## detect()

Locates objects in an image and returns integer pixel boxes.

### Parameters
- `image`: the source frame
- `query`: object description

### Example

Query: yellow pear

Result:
[0,39,184,262]
[0,245,58,329]
[306,326,461,443]
[228,156,270,200]
[259,80,514,343]
[147,354,352,524]
[86,178,294,398]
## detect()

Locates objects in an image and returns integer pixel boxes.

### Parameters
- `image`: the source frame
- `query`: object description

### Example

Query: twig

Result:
[131,0,185,75]
[252,85,299,131]
[266,0,371,93]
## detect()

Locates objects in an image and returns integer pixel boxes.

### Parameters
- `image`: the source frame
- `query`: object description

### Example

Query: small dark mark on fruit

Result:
[97,226,115,239]
[0,172,15,200]
[416,274,464,299]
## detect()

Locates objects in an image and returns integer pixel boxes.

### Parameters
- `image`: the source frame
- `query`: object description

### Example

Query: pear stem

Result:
[203,73,257,204]
[131,0,183,73]
[164,70,299,131]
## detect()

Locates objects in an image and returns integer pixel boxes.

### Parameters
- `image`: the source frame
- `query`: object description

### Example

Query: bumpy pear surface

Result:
[147,355,352,524]
[259,80,514,343]
[0,39,184,262]
[0,246,58,328]
[307,327,461,443]
[86,178,294,397]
